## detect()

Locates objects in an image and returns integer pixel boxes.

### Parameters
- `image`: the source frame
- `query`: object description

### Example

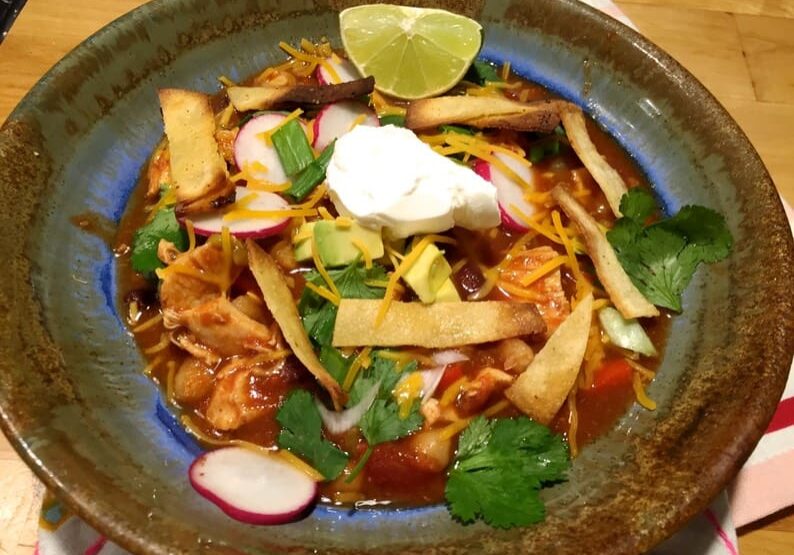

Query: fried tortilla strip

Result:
[560,105,628,217]
[552,186,659,319]
[505,293,592,424]
[405,96,569,133]
[246,240,346,410]
[158,89,233,214]
[332,299,545,349]
[227,77,375,111]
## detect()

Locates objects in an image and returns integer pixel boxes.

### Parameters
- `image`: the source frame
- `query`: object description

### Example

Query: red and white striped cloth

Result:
[33,2,793,554]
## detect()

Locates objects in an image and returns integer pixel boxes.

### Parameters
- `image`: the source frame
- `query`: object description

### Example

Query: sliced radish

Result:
[189,446,317,525]
[312,101,379,152]
[234,113,308,184]
[474,153,538,232]
[316,56,361,86]
[188,186,289,239]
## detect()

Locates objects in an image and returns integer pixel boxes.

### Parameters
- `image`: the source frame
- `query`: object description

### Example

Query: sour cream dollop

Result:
[326,125,500,239]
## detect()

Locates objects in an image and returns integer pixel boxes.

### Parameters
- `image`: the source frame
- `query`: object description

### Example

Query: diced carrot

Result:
[437,363,466,396]
[592,359,633,391]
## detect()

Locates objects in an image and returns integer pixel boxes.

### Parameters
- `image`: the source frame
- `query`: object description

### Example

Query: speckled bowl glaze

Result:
[0,0,792,553]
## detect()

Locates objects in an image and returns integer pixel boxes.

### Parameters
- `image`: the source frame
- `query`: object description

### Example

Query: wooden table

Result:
[1,0,792,553]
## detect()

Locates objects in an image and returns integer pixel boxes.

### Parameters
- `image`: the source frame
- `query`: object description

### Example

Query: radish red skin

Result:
[184,186,291,239]
[188,447,318,525]
[474,158,531,232]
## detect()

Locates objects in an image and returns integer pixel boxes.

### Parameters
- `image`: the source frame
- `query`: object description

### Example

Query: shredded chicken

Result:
[175,297,275,357]
[169,331,221,366]
[159,243,237,313]
[500,245,571,334]
[420,398,442,426]
[493,338,535,373]
[455,367,514,415]
[231,294,270,324]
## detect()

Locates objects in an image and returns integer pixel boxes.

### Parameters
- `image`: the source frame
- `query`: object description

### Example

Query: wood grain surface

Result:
[0,1,792,553]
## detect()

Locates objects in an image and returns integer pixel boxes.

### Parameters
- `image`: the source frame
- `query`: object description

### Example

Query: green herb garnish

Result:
[465,60,501,85]
[607,189,733,311]
[439,124,475,136]
[287,141,336,201]
[272,118,314,176]
[131,207,187,277]
[276,389,349,480]
[345,354,422,481]
[299,261,388,346]
[379,114,406,127]
[445,416,569,529]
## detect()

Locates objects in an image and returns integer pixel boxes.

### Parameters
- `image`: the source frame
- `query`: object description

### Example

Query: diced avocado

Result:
[435,278,461,302]
[293,222,316,262]
[314,220,384,267]
[403,243,452,303]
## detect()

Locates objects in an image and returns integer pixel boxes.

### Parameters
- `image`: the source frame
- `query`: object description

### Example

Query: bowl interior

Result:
[0,0,792,554]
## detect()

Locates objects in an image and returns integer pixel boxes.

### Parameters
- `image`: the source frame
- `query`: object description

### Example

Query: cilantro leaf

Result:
[465,60,501,85]
[348,353,417,407]
[607,191,733,312]
[318,345,351,385]
[276,390,349,480]
[131,207,187,277]
[344,352,422,481]
[619,187,657,222]
[299,262,387,346]
[359,398,423,446]
[445,416,569,529]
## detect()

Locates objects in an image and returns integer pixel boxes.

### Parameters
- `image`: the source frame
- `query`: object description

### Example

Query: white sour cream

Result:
[326,125,500,238]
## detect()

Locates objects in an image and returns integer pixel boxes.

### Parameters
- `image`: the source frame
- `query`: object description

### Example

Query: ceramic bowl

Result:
[1,1,792,553]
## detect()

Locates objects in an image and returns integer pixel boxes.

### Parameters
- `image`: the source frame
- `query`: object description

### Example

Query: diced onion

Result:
[419,367,446,404]
[315,381,379,435]
[431,350,469,366]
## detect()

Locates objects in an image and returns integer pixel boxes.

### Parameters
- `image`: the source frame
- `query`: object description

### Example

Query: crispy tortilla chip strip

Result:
[227,77,375,111]
[332,299,545,349]
[405,96,569,132]
[560,105,628,217]
[246,240,346,410]
[158,89,233,214]
[505,293,593,424]
[552,186,659,319]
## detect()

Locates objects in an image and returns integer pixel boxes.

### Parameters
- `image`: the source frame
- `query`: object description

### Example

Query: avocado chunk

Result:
[293,222,316,262]
[435,278,461,302]
[313,220,384,267]
[403,243,452,303]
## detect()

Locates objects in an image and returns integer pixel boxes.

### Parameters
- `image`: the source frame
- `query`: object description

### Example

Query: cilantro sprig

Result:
[131,206,187,277]
[276,390,349,480]
[445,416,569,529]
[299,261,388,346]
[607,189,733,312]
[345,354,423,481]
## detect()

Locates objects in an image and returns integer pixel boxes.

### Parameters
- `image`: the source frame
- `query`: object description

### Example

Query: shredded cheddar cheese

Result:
[632,373,657,410]
[258,108,304,145]
[143,334,171,355]
[394,372,424,419]
[342,347,372,391]
[518,254,568,287]
[222,208,318,222]
[334,216,353,228]
[348,113,368,131]
[440,376,468,408]
[497,280,546,302]
[351,238,373,269]
[185,220,196,252]
[304,281,341,306]
[318,206,334,220]
[311,235,341,299]
[133,312,163,333]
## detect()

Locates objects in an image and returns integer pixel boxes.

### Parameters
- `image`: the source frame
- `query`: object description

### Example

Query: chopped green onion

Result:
[439,124,475,136]
[529,144,545,164]
[287,140,336,201]
[465,60,501,85]
[529,139,562,164]
[272,119,314,177]
[554,124,567,137]
[379,114,406,127]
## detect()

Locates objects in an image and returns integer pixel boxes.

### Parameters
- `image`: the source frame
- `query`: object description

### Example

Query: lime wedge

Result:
[339,4,483,100]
